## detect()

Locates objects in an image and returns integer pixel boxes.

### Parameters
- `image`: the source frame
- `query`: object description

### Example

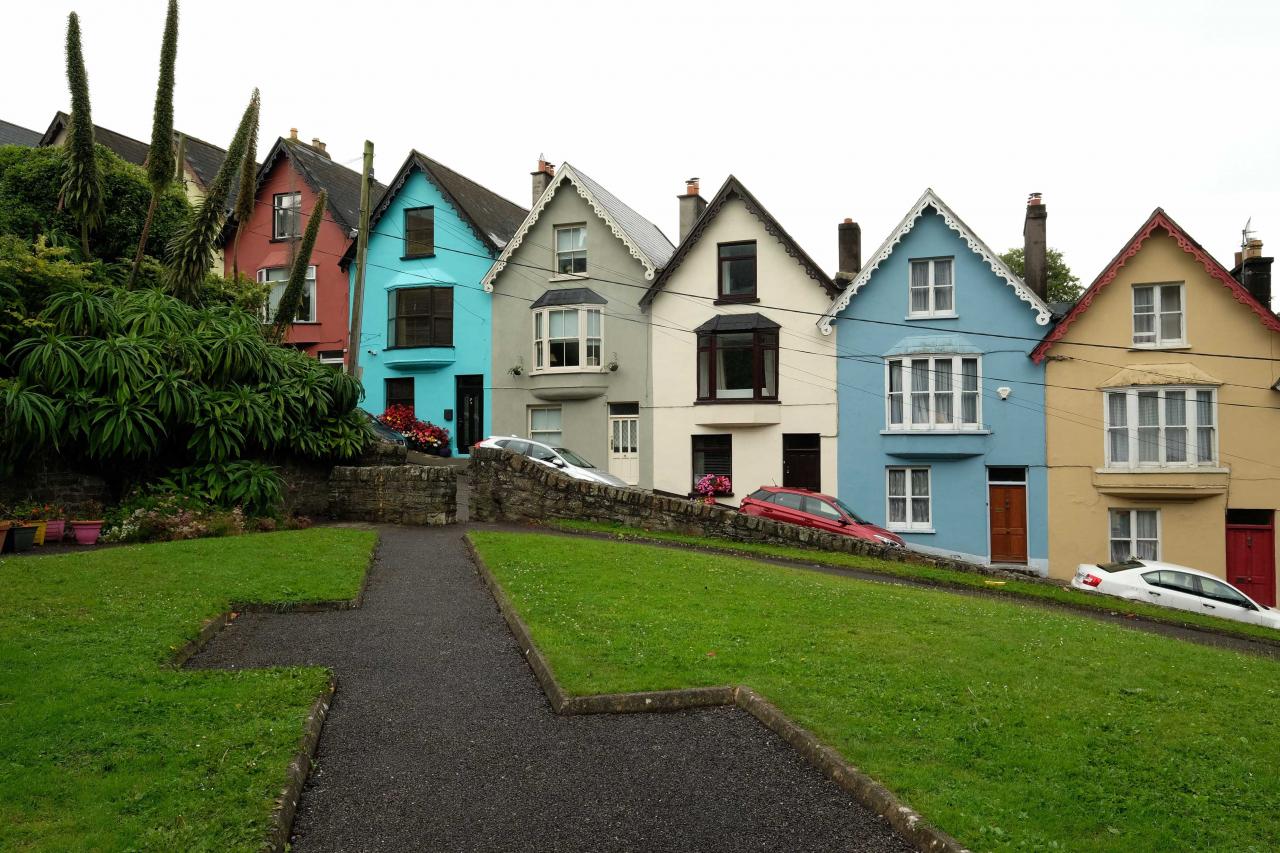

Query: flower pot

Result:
[0,522,12,554]
[43,519,66,543]
[31,520,48,546]
[70,520,104,546]
[11,524,37,552]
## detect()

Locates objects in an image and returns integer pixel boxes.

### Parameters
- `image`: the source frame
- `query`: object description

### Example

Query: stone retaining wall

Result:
[468,446,1000,575]
[328,465,456,526]
[0,463,111,516]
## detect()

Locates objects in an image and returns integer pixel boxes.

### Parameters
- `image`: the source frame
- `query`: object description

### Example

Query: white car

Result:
[476,436,630,488]
[1072,559,1280,630]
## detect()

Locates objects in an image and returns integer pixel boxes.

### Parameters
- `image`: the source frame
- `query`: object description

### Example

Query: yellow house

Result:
[1033,209,1280,607]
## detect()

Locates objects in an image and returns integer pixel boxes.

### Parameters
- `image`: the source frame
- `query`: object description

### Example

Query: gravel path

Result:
[189,526,911,853]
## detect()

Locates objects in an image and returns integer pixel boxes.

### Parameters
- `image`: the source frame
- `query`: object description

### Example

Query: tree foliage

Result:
[1000,247,1083,304]
[270,190,325,341]
[60,13,103,258]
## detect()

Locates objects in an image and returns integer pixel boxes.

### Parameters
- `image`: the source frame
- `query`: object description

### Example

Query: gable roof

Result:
[1031,208,1280,363]
[640,175,838,309]
[818,188,1052,335]
[481,162,674,290]
[0,119,41,147]
[361,150,527,257]
[255,137,385,236]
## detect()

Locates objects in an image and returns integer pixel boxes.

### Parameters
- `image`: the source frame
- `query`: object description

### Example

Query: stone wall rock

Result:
[328,464,456,526]
[0,462,110,516]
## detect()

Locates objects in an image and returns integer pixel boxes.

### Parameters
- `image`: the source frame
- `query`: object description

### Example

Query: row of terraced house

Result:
[7,113,1277,600]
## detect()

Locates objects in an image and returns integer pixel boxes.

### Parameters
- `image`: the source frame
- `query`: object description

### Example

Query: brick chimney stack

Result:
[531,155,555,206]
[1023,192,1048,300]
[289,127,299,141]
[837,218,861,280]
[677,178,707,243]
[310,137,329,158]
[1234,236,1273,309]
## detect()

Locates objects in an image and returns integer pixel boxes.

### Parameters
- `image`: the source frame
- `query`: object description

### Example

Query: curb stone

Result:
[464,535,972,853]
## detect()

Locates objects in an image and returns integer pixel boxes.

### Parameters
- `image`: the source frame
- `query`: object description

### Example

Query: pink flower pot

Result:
[70,521,103,545]
[43,519,66,543]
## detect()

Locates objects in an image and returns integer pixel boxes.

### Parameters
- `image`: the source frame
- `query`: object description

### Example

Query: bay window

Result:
[533,306,602,371]
[259,266,316,323]
[1110,509,1160,562]
[909,258,954,317]
[887,467,931,531]
[697,328,778,402]
[1132,283,1185,347]
[388,287,453,347]
[1104,386,1216,467]
[886,355,980,430]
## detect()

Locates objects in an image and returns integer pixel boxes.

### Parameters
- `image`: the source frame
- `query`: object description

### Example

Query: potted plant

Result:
[694,474,731,505]
[70,500,105,546]
[41,504,67,544]
[3,518,38,552]
[15,501,51,546]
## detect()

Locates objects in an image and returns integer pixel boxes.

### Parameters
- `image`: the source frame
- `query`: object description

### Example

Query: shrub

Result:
[150,460,284,517]
[377,404,450,455]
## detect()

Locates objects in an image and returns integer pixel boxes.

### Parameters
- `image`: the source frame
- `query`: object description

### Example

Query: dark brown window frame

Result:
[385,376,415,410]
[715,240,759,304]
[696,329,779,403]
[691,434,733,495]
[387,286,454,349]
[403,206,436,259]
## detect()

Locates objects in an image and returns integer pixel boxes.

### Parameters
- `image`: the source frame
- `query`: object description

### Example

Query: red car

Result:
[740,486,905,547]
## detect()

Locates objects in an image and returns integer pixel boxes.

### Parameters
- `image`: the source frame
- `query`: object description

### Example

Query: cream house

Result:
[640,177,842,504]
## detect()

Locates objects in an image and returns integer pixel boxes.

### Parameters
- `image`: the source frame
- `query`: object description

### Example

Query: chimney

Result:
[1023,192,1048,301]
[289,127,298,141]
[837,218,861,280]
[1235,237,1273,309]
[531,155,555,206]
[310,138,330,158]
[677,177,707,243]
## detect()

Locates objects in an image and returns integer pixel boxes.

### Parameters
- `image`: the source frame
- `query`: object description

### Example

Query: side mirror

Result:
[553,459,567,468]
[837,517,849,526]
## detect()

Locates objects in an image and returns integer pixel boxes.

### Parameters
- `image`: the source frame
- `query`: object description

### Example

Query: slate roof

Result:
[0,119,41,147]
[570,165,675,269]
[530,286,607,309]
[256,137,386,236]
[694,312,781,333]
[365,150,527,256]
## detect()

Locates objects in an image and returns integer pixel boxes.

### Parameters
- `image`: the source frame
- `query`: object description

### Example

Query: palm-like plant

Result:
[85,395,165,460]
[188,392,247,461]
[147,368,199,421]
[60,12,102,258]
[80,333,160,393]
[41,286,118,336]
[12,331,87,394]
[224,382,281,446]
[0,379,63,471]
[127,0,179,287]
[270,190,325,341]
[115,287,195,336]
[199,321,267,382]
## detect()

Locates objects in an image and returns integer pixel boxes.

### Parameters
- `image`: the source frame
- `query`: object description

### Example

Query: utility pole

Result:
[347,139,374,378]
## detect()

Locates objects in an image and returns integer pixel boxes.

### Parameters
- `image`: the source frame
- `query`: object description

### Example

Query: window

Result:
[388,287,453,347]
[886,356,980,430]
[259,266,317,323]
[1104,387,1216,467]
[533,306,602,371]
[774,492,804,511]
[273,192,301,239]
[1110,509,1159,562]
[1132,283,1185,346]
[887,467,931,531]
[717,242,757,302]
[697,330,778,401]
[385,377,414,410]
[318,350,345,366]
[908,258,954,317]
[692,434,733,493]
[404,207,435,257]
[555,225,587,275]
[528,407,562,446]
[1198,577,1253,609]
[1143,569,1195,594]
[803,496,843,521]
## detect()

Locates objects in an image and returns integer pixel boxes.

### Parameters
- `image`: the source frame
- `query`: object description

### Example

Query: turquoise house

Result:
[820,190,1055,573]
[348,151,526,455]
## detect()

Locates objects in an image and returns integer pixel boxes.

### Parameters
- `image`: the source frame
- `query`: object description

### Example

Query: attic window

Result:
[273,192,301,239]
[717,241,757,303]
[555,225,587,275]
[908,258,954,317]
[404,207,435,258]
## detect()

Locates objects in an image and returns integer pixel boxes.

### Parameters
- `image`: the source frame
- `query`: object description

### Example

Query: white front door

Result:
[608,404,640,485]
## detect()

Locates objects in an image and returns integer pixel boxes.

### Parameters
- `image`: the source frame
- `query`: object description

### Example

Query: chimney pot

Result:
[1235,236,1273,308]
[1023,193,1048,300]
[531,155,555,206]
[838,219,862,280]
[289,127,298,141]
[1244,237,1264,260]
[677,177,707,243]
[684,177,700,196]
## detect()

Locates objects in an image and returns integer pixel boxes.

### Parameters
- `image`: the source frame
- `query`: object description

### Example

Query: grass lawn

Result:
[0,528,375,852]
[471,531,1280,853]
[548,519,1280,644]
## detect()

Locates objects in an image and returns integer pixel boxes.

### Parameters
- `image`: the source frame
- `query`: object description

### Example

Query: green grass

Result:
[472,531,1280,853]
[548,519,1280,644]
[0,528,375,852]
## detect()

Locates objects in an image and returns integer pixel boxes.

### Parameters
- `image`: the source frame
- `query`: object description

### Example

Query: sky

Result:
[6,0,1280,307]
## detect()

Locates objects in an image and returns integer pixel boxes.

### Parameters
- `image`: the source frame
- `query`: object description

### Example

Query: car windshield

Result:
[830,497,869,525]
[553,448,595,468]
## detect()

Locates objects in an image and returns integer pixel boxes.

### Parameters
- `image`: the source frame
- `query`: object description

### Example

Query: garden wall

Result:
[468,447,999,574]
[327,465,456,526]
[0,462,110,516]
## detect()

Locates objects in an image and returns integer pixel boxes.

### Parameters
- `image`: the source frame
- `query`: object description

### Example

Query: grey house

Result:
[481,160,674,487]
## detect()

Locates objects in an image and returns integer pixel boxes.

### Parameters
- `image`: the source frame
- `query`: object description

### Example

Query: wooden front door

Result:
[1227,516,1276,607]
[782,434,821,491]
[454,375,484,453]
[989,484,1028,564]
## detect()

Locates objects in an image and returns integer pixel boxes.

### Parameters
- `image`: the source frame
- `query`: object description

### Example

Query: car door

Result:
[1195,576,1262,625]
[1141,570,1206,614]
[770,492,809,527]
[801,496,848,536]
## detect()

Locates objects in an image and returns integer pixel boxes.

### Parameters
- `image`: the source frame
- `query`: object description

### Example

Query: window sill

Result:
[269,236,299,243]
[262,320,320,326]
[688,492,734,499]
[548,273,589,283]
[531,367,609,376]
[1096,466,1228,474]
[881,428,989,435]
[1129,343,1191,352]
[714,296,760,305]
[386,345,455,351]
[887,527,935,534]
[401,253,436,261]
[905,312,958,321]
[695,398,781,405]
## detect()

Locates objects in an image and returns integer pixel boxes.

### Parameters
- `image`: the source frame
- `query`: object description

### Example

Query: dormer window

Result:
[908,258,954,317]
[717,241,757,303]
[1132,283,1185,347]
[555,225,587,275]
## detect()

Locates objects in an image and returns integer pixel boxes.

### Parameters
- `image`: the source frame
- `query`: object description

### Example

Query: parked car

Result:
[360,410,407,446]
[1072,559,1280,630]
[476,436,630,488]
[739,486,905,547]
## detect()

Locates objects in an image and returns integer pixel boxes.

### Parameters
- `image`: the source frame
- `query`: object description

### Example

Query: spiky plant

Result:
[164,88,259,303]
[270,189,325,341]
[230,97,259,278]
[173,133,187,182]
[60,12,103,259]
[127,0,179,287]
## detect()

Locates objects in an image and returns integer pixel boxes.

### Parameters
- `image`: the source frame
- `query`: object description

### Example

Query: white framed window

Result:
[1109,508,1160,562]
[1104,386,1216,468]
[887,467,931,531]
[273,192,301,239]
[908,258,954,317]
[529,406,562,446]
[1132,283,1185,347]
[554,225,587,275]
[259,266,317,323]
[886,355,980,430]
[533,306,601,371]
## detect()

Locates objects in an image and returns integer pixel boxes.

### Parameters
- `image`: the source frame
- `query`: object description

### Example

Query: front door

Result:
[782,434,821,491]
[607,402,640,485]
[454,375,484,453]
[1227,511,1276,607]
[989,483,1028,564]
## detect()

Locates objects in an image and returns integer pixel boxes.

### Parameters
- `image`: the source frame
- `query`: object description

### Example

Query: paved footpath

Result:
[190,526,912,853]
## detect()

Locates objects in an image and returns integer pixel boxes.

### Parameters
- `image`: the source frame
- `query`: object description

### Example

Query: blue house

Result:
[348,151,527,455]
[821,190,1054,573]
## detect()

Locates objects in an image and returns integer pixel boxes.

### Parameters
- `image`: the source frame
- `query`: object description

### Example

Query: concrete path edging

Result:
[465,536,972,853]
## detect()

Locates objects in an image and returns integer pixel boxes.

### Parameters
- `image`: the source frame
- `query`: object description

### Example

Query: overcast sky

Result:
[7,1,1279,306]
